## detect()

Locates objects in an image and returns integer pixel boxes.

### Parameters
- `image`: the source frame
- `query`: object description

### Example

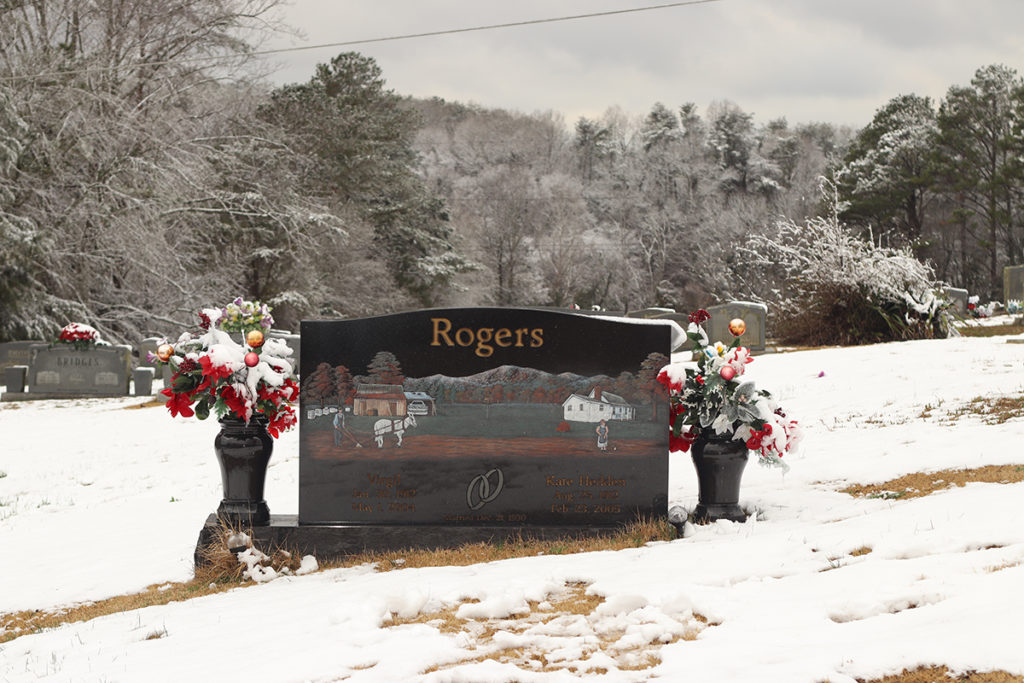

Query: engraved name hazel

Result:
[430,317,543,358]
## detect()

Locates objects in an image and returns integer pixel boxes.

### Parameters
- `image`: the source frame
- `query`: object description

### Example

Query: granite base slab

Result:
[194,514,633,566]
[1,391,136,401]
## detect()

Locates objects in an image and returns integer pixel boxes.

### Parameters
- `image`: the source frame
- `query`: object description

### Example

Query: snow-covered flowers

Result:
[215,297,274,334]
[153,299,298,438]
[56,322,107,350]
[658,309,802,469]
[967,295,998,319]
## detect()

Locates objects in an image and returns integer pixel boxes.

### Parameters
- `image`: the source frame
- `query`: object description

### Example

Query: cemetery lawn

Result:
[3,321,1024,681]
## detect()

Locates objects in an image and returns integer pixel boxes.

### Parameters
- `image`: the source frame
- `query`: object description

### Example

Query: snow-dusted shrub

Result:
[744,180,953,346]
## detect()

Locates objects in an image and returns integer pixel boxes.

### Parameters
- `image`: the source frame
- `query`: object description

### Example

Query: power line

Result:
[260,0,723,55]
[0,0,723,83]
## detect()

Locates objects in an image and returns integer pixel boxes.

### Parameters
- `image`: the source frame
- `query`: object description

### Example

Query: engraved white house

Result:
[561,387,636,423]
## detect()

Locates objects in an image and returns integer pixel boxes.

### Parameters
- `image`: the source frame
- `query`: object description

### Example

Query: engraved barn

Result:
[352,383,407,416]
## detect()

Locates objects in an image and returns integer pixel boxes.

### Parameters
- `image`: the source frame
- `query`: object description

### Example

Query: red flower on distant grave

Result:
[688,309,711,324]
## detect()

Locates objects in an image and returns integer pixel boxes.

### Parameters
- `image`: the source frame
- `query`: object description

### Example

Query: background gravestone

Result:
[299,308,670,527]
[3,365,28,393]
[625,307,676,319]
[705,302,768,351]
[133,367,155,396]
[942,288,968,315]
[1004,266,1024,304]
[138,336,172,396]
[27,344,132,396]
[137,337,162,370]
[268,330,301,376]
[0,341,44,373]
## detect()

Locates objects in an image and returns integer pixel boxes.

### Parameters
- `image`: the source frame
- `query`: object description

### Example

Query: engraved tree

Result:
[637,352,670,421]
[302,362,337,407]
[335,365,355,405]
[367,351,405,386]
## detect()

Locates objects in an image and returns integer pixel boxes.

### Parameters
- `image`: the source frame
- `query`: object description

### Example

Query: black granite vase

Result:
[214,415,273,525]
[690,432,749,523]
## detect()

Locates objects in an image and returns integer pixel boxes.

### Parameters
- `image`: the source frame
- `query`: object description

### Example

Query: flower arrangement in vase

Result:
[152,298,299,437]
[658,309,802,469]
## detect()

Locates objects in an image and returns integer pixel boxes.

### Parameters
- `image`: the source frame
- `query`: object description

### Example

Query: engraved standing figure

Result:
[334,410,363,448]
[373,414,417,448]
[596,419,609,451]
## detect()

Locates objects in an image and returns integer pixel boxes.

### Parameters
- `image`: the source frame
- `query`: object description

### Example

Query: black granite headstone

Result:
[299,308,670,527]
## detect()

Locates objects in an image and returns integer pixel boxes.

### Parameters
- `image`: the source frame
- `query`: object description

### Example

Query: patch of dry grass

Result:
[396,580,707,677]
[0,578,238,644]
[122,399,165,410]
[841,465,1024,500]
[841,665,1024,682]
[0,518,675,643]
[349,517,675,573]
[944,395,1024,425]
[956,323,1024,337]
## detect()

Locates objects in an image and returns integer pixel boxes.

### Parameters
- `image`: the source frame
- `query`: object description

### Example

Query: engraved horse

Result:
[373,414,417,448]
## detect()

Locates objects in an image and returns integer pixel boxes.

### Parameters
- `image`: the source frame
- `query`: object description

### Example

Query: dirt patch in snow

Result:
[388,581,709,677]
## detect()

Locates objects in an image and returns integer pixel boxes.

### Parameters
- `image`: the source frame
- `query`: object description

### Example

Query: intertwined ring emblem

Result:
[466,468,504,510]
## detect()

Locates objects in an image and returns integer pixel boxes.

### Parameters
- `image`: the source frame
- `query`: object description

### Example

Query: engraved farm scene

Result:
[301,350,669,460]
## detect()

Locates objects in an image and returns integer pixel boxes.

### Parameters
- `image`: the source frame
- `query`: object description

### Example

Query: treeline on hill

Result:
[1,1,1021,346]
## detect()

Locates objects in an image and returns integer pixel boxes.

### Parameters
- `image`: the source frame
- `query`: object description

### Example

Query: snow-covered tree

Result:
[934,64,1023,297]
[837,94,938,243]
[742,180,953,345]
[259,52,475,307]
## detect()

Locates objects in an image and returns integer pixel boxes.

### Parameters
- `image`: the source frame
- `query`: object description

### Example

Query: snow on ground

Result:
[3,332,1024,681]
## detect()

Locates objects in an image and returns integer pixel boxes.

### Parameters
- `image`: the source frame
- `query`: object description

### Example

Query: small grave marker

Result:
[943,288,968,315]
[3,365,27,393]
[133,367,155,396]
[706,302,768,351]
[1004,266,1024,304]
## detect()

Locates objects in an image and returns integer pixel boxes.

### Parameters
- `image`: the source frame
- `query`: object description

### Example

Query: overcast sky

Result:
[258,0,1024,130]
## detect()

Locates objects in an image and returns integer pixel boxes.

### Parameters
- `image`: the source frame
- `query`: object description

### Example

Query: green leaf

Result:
[213,400,230,419]
[195,400,210,421]
[172,374,199,392]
